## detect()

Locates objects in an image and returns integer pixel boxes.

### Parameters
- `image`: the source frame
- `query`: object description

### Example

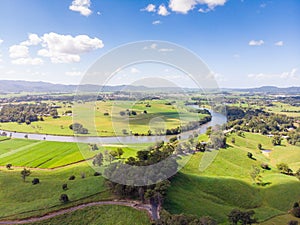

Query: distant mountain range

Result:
[0,80,299,94]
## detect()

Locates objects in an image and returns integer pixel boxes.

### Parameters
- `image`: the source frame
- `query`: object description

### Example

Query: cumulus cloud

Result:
[38,32,104,63]
[11,57,43,65]
[0,39,3,45]
[158,4,170,16]
[169,0,226,14]
[248,40,264,46]
[9,45,29,58]
[21,34,42,46]
[248,68,299,80]
[69,0,92,16]
[275,41,284,46]
[152,20,161,25]
[141,4,156,12]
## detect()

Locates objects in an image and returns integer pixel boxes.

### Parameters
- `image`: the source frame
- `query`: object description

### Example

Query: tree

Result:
[104,150,114,164]
[257,143,262,150]
[110,150,118,158]
[91,144,98,151]
[250,166,262,184]
[295,168,300,180]
[288,221,298,225]
[247,152,253,159]
[272,135,282,146]
[59,194,69,203]
[228,209,257,225]
[231,137,235,144]
[210,130,226,149]
[6,164,12,169]
[117,148,124,158]
[93,153,104,167]
[277,163,293,175]
[21,168,31,182]
[62,183,68,190]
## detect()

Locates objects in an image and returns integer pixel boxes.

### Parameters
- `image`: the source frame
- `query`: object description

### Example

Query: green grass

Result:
[0,138,151,169]
[165,132,300,224]
[0,100,206,136]
[30,205,151,225]
[0,163,113,220]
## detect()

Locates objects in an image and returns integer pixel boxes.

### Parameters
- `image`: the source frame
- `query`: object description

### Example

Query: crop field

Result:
[0,100,205,136]
[0,138,151,169]
[164,132,300,224]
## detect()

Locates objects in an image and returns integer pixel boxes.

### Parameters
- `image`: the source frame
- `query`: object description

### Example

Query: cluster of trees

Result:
[165,115,212,136]
[0,103,58,124]
[102,141,178,210]
[119,109,138,116]
[155,210,217,225]
[69,123,89,134]
[228,209,257,225]
[224,106,295,135]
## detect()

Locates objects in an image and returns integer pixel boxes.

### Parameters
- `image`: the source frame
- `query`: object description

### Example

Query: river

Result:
[0,109,227,144]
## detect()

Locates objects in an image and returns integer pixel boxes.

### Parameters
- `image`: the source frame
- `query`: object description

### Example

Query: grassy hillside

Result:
[164,132,300,224]
[30,205,151,225]
[0,163,113,220]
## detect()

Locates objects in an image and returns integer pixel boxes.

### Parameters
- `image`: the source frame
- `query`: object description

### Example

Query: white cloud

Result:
[69,0,92,16]
[158,4,170,16]
[248,68,299,80]
[0,39,3,45]
[130,67,140,74]
[169,0,227,14]
[21,33,42,46]
[141,4,156,12]
[169,0,197,14]
[9,45,29,58]
[38,32,104,63]
[97,11,101,15]
[275,41,284,46]
[248,40,264,46]
[11,57,43,65]
[158,48,174,52]
[152,20,161,25]
[65,71,82,76]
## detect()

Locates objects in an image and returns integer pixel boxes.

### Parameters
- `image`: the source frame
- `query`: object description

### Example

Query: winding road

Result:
[0,200,158,224]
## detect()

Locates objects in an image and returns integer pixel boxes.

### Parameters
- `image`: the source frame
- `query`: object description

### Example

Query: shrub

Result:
[288,221,299,225]
[6,164,12,169]
[59,194,69,203]
[69,175,75,180]
[261,163,270,170]
[32,178,40,185]
[62,183,68,190]
[94,172,101,176]
[247,152,253,159]
[292,207,300,218]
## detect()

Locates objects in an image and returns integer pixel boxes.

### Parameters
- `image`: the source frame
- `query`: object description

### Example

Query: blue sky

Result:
[0,0,299,88]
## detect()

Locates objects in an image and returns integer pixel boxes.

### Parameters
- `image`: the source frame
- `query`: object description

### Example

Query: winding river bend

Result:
[0,110,227,144]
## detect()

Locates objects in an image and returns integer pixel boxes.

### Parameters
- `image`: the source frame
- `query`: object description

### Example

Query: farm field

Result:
[0,100,207,136]
[0,138,151,169]
[164,132,300,224]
